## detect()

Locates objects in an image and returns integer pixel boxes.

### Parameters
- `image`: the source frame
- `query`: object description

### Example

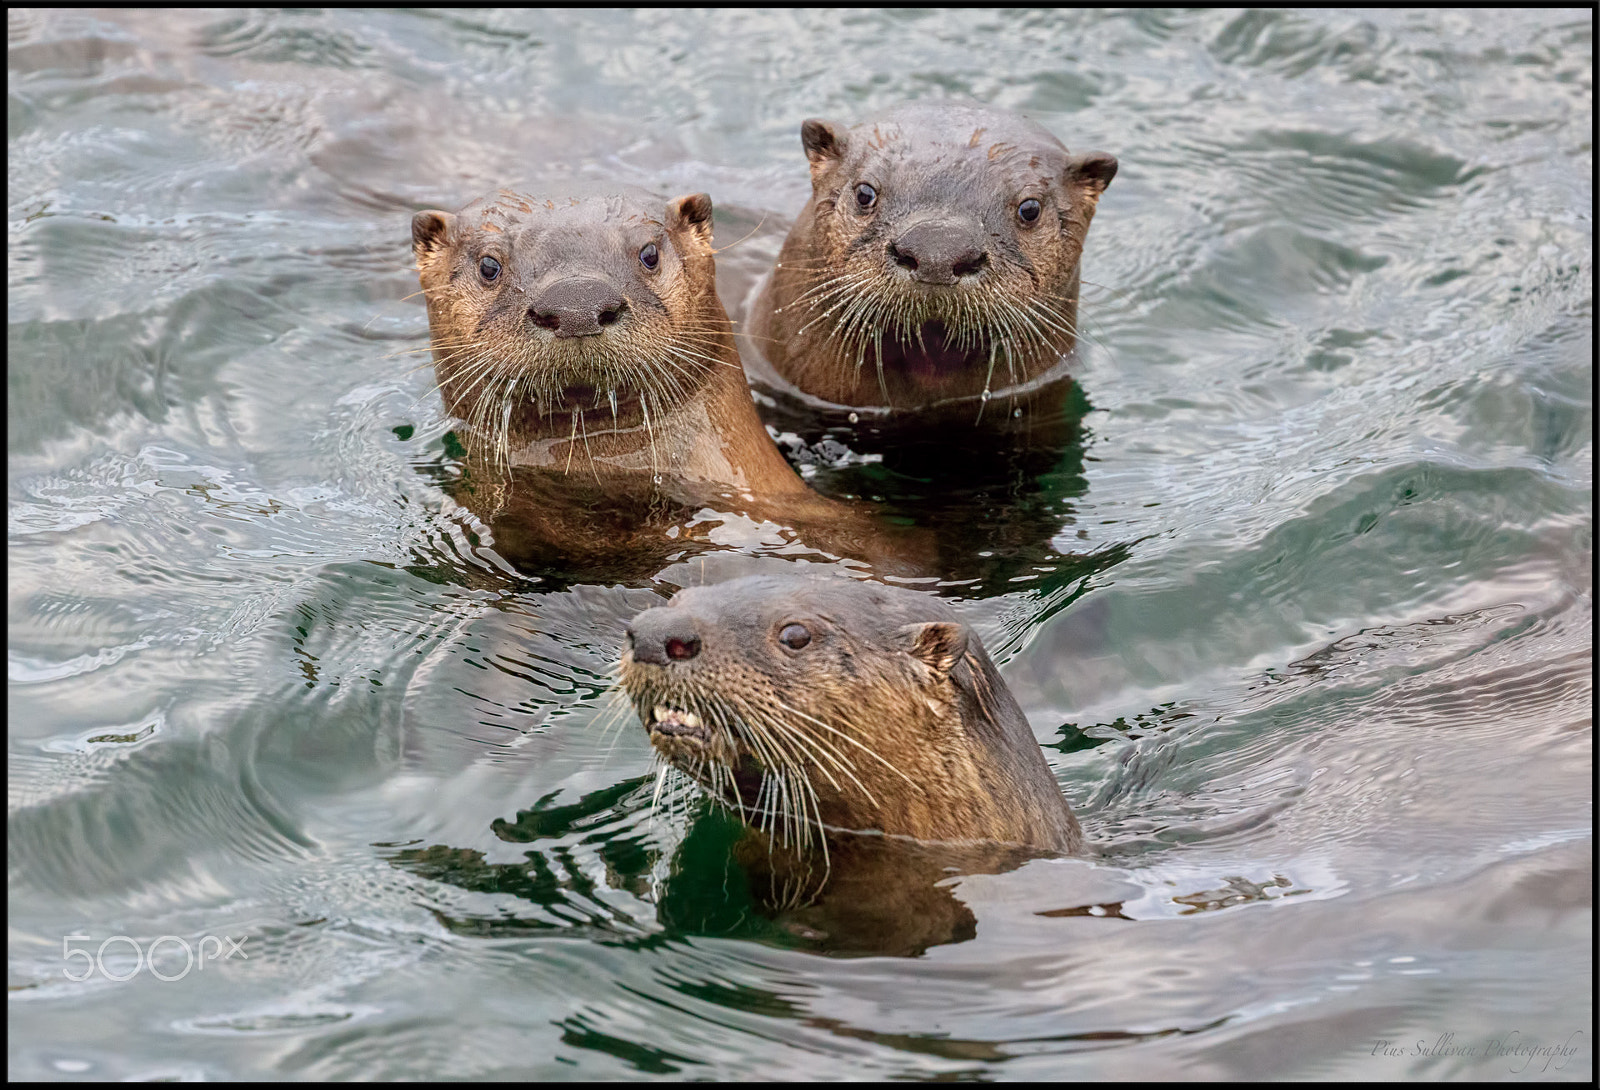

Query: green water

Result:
[8,8,1591,1080]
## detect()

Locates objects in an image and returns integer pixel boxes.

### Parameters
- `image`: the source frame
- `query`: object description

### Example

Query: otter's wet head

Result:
[617,574,1083,855]
[754,102,1116,407]
[411,185,724,470]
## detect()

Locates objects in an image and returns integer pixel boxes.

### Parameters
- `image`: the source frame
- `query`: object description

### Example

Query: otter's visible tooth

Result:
[653,705,671,723]
[680,711,701,728]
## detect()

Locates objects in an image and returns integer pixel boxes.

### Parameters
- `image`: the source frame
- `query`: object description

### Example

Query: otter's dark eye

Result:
[478,255,501,281]
[639,243,659,271]
[854,183,877,210]
[778,623,812,650]
[1017,198,1042,224]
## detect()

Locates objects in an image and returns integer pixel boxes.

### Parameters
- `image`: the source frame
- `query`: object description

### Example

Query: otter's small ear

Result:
[1065,151,1118,198]
[666,192,714,248]
[900,621,968,678]
[412,210,455,257]
[800,118,846,176]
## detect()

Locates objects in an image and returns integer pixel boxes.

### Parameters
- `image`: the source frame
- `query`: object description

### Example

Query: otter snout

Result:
[886,219,989,286]
[625,607,702,666]
[528,276,628,337]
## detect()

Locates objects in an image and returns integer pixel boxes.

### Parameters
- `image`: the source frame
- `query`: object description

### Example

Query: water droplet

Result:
[980,389,992,402]
[652,474,662,485]
[847,412,859,424]
[1013,408,1023,418]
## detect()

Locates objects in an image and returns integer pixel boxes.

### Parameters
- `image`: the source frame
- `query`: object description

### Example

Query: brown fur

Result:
[411,185,933,581]
[748,103,1116,410]
[414,185,805,495]
[619,575,1083,854]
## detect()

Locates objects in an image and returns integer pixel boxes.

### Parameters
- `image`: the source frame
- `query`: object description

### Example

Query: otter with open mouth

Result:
[747,102,1116,415]
[619,574,1083,857]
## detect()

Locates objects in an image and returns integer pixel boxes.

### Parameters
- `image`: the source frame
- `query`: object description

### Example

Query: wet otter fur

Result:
[414,184,805,496]
[619,574,1082,855]
[748,101,1116,413]
[411,185,929,584]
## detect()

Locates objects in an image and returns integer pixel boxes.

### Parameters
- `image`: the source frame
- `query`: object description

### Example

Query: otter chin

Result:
[748,101,1117,411]
[619,574,1083,855]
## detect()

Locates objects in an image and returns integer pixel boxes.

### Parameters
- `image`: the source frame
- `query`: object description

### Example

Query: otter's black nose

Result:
[887,221,988,285]
[625,608,702,666]
[529,277,628,337]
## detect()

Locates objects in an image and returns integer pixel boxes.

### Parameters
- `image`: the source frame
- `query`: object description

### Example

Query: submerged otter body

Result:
[412,186,927,584]
[748,102,1116,413]
[619,574,1082,854]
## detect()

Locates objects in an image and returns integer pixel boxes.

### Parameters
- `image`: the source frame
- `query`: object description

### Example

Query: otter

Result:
[413,184,807,498]
[411,185,928,585]
[618,574,1082,854]
[747,102,1116,413]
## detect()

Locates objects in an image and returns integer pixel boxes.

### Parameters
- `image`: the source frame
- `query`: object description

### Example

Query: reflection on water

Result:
[8,6,1592,1081]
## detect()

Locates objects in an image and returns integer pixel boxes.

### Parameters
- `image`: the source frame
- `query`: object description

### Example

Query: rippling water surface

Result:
[8,8,1591,1080]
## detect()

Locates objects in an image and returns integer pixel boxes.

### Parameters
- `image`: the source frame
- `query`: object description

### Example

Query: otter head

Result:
[619,575,1068,852]
[782,102,1116,405]
[411,186,725,463]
